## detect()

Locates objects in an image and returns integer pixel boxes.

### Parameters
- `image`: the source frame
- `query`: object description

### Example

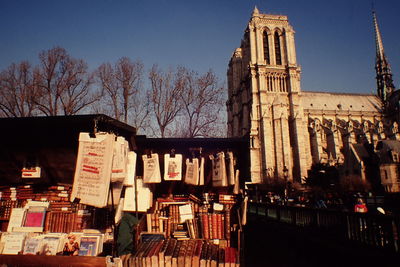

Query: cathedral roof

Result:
[301,91,382,113]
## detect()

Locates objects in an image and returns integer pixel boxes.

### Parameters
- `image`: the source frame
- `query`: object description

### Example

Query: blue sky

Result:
[1,0,399,94]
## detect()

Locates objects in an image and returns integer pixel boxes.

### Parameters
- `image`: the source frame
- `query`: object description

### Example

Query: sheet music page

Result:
[71,132,115,208]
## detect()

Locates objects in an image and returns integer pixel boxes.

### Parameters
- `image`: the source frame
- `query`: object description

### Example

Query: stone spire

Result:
[252,6,260,16]
[373,11,395,103]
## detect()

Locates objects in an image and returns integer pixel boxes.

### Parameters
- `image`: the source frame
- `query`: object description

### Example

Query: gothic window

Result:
[391,151,399,162]
[263,31,270,64]
[274,31,282,65]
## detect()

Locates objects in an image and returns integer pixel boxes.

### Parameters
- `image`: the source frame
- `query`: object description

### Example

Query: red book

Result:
[201,214,209,240]
[211,213,218,240]
[216,213,222,239]
[24,207,46,227]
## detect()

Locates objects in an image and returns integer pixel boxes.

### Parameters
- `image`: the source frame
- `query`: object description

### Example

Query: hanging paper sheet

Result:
[71,132,115,208]
[142,153,161,183]
[164,154,182,181]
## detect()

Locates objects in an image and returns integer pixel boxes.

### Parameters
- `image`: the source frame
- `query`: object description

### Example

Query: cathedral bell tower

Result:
[373,11,399,122]
[227,7,310,183]
[373,11,395,104]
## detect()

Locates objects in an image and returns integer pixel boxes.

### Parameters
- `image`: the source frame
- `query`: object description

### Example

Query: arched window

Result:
[274,31,282,65]
[263,31,270,64]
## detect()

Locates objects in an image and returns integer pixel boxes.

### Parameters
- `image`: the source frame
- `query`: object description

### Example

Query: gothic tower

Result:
[373,11,395,103]
[227,7,310,183]
[374,11,400,123]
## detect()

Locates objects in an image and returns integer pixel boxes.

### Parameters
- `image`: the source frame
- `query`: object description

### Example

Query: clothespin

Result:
[170,149,176,158]
[146,149,152,158]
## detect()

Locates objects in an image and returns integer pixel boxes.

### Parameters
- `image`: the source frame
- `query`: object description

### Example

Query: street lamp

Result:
[283,166,289,203]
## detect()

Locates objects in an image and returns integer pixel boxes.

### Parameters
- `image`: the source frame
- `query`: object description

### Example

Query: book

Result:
[184,240,196,267]
[150,240,164,267]
[199,242,208,267]
[78,235,100,256]
[178,240,189,267]
[1,232,26,255]
[158,238,170,267]
[208,244,218,267]
[7,207,25,232]
[191,240,203,267]
[22,236,42,255]
[23,206,47,228]
[41,235,64,255]
[164,238,177,267]
[171,240,182,267]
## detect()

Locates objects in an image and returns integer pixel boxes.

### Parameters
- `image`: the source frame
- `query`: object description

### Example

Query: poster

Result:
[71,132,115,208]
[142,154,161,183]
[185,158,199,185]
[210,152,228,187]
[164,154,182,181]
[111,136,128,182]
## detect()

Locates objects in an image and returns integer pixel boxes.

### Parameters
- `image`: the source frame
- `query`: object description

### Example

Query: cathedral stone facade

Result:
[227,8,400,186]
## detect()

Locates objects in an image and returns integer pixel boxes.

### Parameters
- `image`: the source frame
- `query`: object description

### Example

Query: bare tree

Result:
[149,65,183,137]
[175,67,226,137]
[96,57,148,130]
[34,47,99,116]
[0,61,39,117]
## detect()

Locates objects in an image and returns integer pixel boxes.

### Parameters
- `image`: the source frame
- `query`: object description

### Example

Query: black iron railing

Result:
[248,202,400,253]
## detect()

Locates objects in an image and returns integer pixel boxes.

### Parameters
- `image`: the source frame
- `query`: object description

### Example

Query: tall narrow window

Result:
[274,31,282,65]
[263,31,270,64]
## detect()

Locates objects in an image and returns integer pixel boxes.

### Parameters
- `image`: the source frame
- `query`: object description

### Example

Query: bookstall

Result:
[0,115,249,267]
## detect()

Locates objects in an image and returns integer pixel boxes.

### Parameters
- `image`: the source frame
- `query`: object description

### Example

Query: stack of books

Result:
[128,239,239,267]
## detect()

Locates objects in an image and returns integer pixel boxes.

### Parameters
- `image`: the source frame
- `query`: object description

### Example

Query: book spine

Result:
[216,213,222,240]
[201,214,209,240]
[225,209,231,242]
[212,213,218,240]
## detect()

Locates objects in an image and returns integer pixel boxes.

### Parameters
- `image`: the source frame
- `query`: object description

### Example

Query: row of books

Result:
[44,210,92,233]
[0,200,22,220]
[126,238,239,267]
[0,230,104,256]
[146,210,232,241]
[6,201,94,234]
[146,195,234,242]
[0,185,71,202]
[0,183,103,234]
[0,185,72,220]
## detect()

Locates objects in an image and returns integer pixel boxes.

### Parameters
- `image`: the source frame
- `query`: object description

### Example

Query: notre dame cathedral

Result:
[227,7,400,192]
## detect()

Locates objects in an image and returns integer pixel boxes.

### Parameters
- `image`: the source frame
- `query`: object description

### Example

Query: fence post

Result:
[392,219,399,253]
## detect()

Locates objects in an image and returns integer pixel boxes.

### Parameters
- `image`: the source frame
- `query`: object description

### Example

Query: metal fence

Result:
[248,202,400,253]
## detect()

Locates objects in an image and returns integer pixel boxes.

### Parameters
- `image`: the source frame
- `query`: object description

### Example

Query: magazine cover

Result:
[78,236,100,256]
[23,236,42,255]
